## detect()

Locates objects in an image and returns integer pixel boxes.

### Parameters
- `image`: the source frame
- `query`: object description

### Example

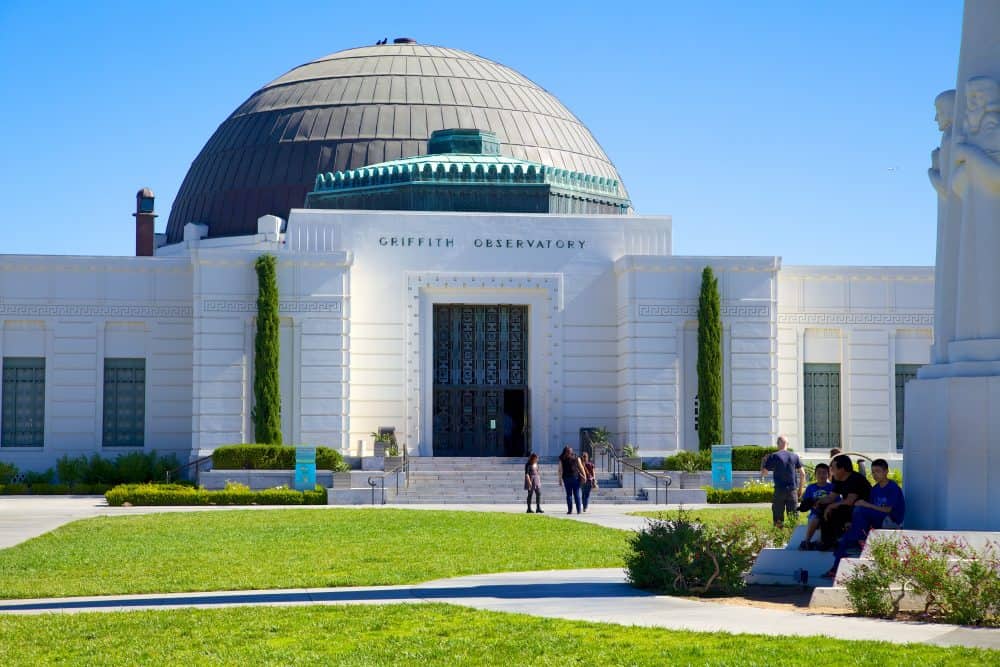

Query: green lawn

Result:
[630,507,804,534]
[0,509,630,599]
[0,604,990,666]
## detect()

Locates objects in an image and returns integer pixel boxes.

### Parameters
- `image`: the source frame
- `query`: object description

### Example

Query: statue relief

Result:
[952,76,1000,343]
[928,90,955,197]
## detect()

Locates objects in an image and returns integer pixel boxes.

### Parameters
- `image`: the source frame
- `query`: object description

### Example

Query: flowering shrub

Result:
[626,509,771,595]
[704,479,774,503]
[842,533,1000,626]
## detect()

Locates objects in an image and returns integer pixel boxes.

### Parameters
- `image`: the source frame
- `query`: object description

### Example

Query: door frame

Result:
[404,272,562,457]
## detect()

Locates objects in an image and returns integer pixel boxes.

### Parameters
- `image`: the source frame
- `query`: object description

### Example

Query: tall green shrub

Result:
[697,266,723,451]
[253,254,282,444]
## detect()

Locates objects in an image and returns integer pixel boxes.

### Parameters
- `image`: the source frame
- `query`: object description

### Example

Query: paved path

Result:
[0,568,996,650]
[3,498,996,650]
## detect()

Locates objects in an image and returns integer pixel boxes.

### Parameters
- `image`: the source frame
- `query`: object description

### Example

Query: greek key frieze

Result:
[776,312,933,325]
[0,302,193,318]
[637,304,771,319]
[200,300,342,314]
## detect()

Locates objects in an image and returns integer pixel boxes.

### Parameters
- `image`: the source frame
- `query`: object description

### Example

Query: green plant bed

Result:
[0,604,989,666]
[104,483,326,506]
[0,483,110,495]
[0,510,630,598]
[704,483,775,503]
[660,446,780,472]
[211,444,349,471]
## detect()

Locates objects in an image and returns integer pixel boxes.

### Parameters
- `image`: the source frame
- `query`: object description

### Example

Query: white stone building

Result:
[0,41,932,472]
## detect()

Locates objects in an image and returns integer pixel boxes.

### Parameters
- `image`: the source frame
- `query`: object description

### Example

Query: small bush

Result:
[705,479,774,503]
[24,469,54,485]
[105,483,327,506]
[841,533,1000,626]
[0,461,17,484]
[626,509,770,596]
[661,450,710,472]
[55,452,180,486]
[212,444,349,472]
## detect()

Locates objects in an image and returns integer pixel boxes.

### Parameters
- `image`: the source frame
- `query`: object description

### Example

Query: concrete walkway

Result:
[2,498,997,650]
[0,568,997,649]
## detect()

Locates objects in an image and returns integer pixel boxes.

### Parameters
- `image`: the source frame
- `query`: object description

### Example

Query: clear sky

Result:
[0,1,963,265]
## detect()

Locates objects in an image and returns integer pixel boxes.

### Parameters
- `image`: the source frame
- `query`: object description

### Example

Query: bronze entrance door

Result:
[432,304,529,456]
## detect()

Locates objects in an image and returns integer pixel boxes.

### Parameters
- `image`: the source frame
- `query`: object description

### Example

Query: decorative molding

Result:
[0,302,192,318]
[778,312,933,325]
[638,304,771,319]
[200,300,343,314]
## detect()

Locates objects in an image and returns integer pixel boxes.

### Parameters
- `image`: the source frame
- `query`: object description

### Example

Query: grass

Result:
[0,509,630,599]
[630,507,804,533]
[0,604,991,665]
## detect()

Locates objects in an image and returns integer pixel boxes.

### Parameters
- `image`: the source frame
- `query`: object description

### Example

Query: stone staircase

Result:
[388,457,667,505]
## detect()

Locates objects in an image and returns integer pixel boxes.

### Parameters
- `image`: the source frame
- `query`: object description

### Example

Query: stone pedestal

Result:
[903,375,1000,530]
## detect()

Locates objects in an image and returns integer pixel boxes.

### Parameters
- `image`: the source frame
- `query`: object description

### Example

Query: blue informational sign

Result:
[294,446,317,491]
[711,444,733,490]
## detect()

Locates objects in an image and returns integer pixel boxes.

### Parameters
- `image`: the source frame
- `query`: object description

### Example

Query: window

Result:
[895,364,921,450]
[804,363,841,449]
[2,357,45,446]
[103,358,145,447]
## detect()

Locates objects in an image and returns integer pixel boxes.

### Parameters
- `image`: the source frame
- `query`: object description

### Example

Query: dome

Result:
[165,42,628,242]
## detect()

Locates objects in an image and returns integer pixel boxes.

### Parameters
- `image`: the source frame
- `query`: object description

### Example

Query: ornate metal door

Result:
[432,305,529,456]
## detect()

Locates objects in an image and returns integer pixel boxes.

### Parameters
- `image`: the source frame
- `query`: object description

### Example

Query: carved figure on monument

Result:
[929,90,958,363]
[952,76,1000,346]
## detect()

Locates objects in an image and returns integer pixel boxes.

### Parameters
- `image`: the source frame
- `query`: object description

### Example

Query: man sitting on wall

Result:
[824,458,905,577]
[813,454,872,554]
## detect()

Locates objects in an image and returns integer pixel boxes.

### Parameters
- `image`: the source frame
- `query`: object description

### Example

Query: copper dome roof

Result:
[165,42,627,242]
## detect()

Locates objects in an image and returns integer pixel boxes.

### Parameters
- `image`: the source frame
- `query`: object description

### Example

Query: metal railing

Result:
[596,444,672,504]
[366,449,410,505]
[165,454,213,486]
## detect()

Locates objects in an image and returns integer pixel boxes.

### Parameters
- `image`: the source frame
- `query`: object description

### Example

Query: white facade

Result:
[0,209,932,471]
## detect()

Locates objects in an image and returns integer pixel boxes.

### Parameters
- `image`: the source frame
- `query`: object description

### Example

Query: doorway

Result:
[431,304,530,456]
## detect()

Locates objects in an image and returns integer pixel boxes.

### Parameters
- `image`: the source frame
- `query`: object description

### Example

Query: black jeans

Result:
[582,481,593,510]
[527,489,541,508]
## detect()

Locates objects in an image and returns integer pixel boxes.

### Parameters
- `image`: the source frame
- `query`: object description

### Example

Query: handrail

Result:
[597,444,672,504]
[165,454,213,485]
[366,448,410,505]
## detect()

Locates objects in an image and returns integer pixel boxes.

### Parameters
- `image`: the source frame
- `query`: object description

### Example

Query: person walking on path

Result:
[523,453,543,513]
[580,452,598,512]
[558,446,586,514]
[760,435,805,528]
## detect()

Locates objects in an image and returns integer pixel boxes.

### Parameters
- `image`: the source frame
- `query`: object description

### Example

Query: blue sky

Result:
[0,1,963,264]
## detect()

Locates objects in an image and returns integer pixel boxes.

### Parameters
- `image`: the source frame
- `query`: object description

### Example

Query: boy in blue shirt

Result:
[798,463,834,550]
[826,458,905,576]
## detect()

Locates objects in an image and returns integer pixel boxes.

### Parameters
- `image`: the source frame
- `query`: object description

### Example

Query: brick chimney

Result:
[134,187,157,257]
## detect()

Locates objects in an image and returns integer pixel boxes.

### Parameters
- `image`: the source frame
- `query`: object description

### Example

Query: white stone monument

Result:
[905,0,1000,530]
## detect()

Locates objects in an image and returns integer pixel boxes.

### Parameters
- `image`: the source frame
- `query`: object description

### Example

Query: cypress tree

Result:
[697,266,723,451]
[252,254,282,444]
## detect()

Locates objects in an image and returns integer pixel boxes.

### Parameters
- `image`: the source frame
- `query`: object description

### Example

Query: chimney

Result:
[134,188,157,256]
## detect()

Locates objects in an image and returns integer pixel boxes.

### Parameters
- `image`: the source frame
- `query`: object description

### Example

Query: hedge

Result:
[704,484,774,504]
[105,483,327,506]
[0,483,111,495]
[211,445,349,472]
[661,446,780,472]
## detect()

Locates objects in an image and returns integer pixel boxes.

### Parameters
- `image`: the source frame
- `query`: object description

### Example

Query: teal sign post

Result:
[711,444,733,490]
[294,446,316,491]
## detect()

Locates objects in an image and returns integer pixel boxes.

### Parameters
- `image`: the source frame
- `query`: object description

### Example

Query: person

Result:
[829,448,841,458]
[760,435,805,527]
[797,463,834,550]
[558,446,585,514]
[814,454,872,557]
[825,459,905,577]
[580,452,598,512]
[523,453,543,513]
